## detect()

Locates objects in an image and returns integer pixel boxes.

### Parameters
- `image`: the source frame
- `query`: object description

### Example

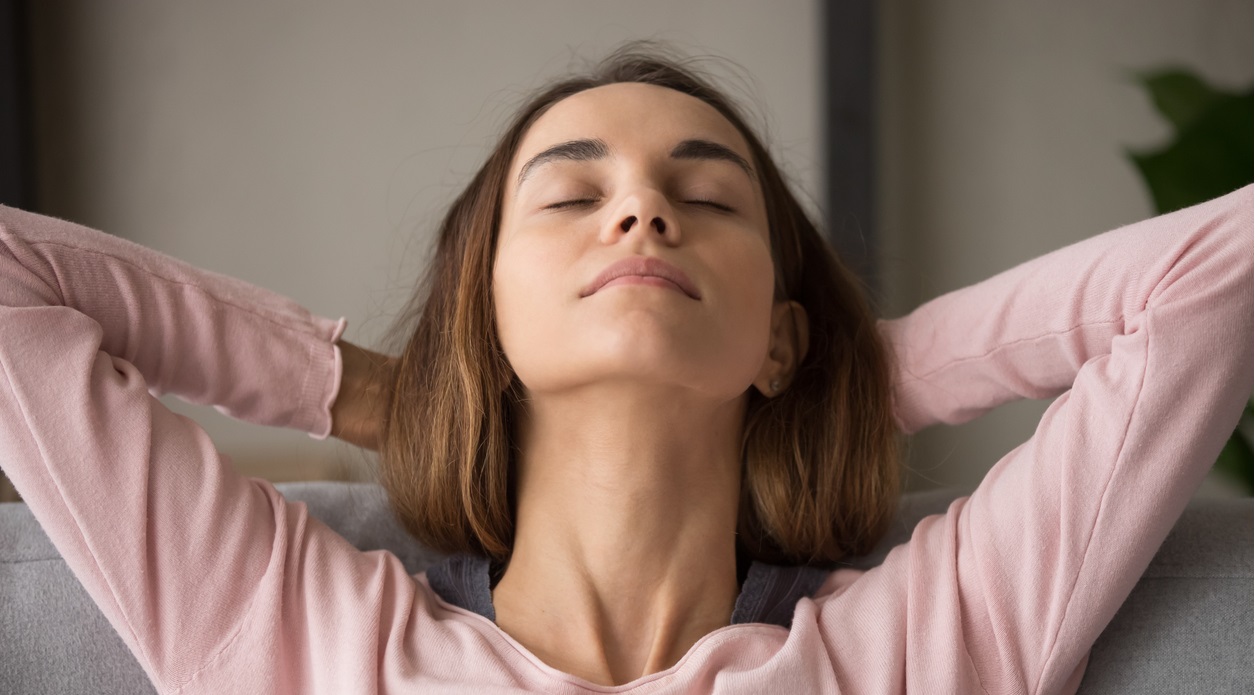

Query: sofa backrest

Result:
[0,482,1249,693]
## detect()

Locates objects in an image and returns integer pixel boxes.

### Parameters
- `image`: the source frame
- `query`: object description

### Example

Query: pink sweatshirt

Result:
[0,185,1250,694]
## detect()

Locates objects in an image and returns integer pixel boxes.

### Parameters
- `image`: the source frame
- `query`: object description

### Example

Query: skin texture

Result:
[489,82,809,686]
[329,339,396,451]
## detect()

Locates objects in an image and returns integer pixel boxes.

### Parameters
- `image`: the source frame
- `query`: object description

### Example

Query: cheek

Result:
[712,244,777,361]
[491,234,569,362]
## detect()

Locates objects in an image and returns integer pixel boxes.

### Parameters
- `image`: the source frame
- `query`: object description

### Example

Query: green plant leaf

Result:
[1126,91,1254,214]
[1214,427,1254,494]
[1130,69,1227,130]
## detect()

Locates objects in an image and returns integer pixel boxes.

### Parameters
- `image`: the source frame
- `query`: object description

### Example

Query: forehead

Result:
[510,82,753,174]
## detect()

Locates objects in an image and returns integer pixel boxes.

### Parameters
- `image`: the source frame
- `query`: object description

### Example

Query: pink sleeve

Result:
[0,207,418,691]
[817,185,1253,693]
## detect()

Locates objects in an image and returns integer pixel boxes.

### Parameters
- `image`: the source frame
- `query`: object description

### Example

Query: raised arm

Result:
[819,185,1252,693]
[878,187,1249,435]
[0,207,416,691]
[0,205,346,430]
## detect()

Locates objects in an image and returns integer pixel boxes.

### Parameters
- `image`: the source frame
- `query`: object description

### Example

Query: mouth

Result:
[596,275,691,295]
[581,255,701,300]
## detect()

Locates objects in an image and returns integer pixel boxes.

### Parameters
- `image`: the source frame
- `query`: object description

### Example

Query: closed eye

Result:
[685,199,736,213]
[544,198,599,211]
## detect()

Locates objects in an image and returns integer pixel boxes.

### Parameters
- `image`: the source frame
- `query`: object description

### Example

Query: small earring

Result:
[770,379,781,393]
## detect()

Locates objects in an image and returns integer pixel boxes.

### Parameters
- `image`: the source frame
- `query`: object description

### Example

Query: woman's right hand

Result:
[329,339,397,451]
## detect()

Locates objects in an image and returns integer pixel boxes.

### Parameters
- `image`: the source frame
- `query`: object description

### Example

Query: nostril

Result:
[652,217,666,234]
[620,216,637,232]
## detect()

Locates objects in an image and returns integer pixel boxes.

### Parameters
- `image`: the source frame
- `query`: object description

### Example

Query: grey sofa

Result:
[1,482,1250,694]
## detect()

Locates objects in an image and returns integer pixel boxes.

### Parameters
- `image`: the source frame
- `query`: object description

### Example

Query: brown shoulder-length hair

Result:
[379,43,901,566]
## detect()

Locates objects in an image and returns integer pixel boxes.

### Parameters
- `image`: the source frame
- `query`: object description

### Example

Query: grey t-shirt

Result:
[427,553,830,628]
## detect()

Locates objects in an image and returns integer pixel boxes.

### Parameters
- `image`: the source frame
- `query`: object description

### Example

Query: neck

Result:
[492,385,747,686]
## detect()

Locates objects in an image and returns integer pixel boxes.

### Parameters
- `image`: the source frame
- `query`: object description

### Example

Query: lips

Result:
[580,256,701,300]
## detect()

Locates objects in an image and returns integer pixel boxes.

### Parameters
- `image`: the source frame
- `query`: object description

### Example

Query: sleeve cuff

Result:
[302,315,348,440]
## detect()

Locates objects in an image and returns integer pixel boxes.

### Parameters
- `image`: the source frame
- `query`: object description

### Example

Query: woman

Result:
[0,46,1250,693]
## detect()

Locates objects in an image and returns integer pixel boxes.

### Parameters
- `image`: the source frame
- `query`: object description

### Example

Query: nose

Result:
[600,188,680,246]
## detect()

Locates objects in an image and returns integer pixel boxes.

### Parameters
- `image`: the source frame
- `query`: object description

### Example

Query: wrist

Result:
[330,340,395,450]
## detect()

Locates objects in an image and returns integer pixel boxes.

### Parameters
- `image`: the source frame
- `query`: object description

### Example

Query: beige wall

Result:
[28,1,824,480]
[877,0,1253,495]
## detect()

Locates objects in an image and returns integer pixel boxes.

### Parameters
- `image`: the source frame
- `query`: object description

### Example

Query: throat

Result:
[481,391,765,683]
[490,562,740,686]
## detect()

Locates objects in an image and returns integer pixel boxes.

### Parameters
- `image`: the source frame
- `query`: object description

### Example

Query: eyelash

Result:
[545,198,735,213]
[544,199,598,210]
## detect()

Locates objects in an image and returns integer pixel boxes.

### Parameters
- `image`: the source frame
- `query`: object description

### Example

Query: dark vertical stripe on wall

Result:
[823,0,879,304]
[0,0,32,209]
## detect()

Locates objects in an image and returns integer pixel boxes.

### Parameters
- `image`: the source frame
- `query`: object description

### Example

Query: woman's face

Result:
[493,82,782,404]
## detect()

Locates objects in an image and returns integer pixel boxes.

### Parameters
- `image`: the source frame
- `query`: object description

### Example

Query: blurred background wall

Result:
[18,0,826,483]
[6,1,1251,496]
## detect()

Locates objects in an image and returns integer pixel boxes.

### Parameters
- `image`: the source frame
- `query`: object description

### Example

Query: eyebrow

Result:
[669,139,754,180]
[517,138,610,187]
[515,137,755,187]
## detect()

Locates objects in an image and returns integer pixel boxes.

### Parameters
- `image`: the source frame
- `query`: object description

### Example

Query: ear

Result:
[753,300,809,397]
